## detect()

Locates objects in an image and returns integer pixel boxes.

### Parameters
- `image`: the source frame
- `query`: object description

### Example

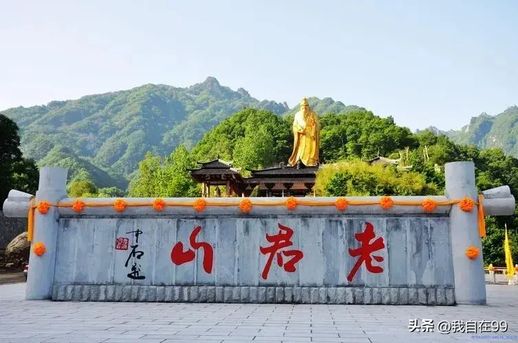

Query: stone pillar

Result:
[26,167,68,300]
[445,161,486,304]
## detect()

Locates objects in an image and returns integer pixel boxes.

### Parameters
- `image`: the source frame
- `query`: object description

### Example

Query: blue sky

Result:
[1,0,517,130]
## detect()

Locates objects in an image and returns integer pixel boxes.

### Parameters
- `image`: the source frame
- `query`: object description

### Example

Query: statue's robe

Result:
[288,109,320,166]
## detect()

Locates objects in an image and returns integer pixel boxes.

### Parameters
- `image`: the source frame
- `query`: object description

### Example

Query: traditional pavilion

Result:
[190,98,320,197]
[189,161,317,197]
[189,159,244,197]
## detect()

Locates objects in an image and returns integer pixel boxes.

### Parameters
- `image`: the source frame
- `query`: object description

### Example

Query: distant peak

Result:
[202,76,220,86]
[504,105,518,113]
[237,87,250,97]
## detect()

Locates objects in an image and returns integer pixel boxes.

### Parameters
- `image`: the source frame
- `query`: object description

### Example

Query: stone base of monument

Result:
[52,285,455,305]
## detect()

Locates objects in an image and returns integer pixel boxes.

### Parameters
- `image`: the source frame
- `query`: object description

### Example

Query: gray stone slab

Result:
[284,287,293,303]
[363,288,372,304]
[232,286,240,302]
[354,287,364,304]
[98,285,106,301]
[436,287,446,305]
[249,286,257,303]
[114,285,123,301]
[164,286,174,302]
[293,286,302,303]
[156,286,165,302]
[399,288,409,304]
[301,287,310,304]
[199,286,207,302]
[318,287,327,303]
[389,287,398,304]
[90,285,100,301]
[372,288,381,304]
[50,215,455,295]
[190,286,199,302]
[121,286,131,302]
[257,287,266,303]
[131,285,139,301]
[224,287,233,302]
[381,288,390,304]
[275,287,284,303]
[408,288,418,304]
[65,285,73,301]
[181,286,189,301]
[80,285,90,301]
[345,288,353,304]
[266,287,275,303]
[240,286,248,302]
[446,288,455,305]
[427,288,436,305]
[207,286,216,302]
[56,285,66,301]
[216,286,224,302]
[418,288,427,305]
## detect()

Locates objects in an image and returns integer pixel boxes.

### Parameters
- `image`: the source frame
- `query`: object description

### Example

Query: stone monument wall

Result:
[51,214,454,304]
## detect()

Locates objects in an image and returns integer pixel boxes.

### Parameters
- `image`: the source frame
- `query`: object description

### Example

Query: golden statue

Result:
[288,98,320,167]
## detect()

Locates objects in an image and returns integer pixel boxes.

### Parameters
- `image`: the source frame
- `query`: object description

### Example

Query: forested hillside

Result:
[2,77,348,187]
[447,106,518,158]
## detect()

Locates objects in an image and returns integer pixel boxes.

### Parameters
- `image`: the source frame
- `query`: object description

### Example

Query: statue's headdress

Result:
[300,97,309,107]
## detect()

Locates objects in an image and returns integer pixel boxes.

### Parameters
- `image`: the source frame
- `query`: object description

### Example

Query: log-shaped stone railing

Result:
[2,161,515,305]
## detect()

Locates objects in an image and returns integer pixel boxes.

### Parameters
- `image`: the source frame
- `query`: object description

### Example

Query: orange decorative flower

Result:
[72,199,86,213]
[193,198,207,213]
[37,201,51,214]
[465,246,479,260]
[113,198,127,213]
[239,198,253,214]
[380,196,394,210]
[153,198,166,212]
[335,197,348,212]
[459,197,475,212]
[33,242,46,256]
[422,198,437,213]
[286,197,297,211]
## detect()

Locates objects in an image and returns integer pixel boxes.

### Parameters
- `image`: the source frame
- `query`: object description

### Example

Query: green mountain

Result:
[1,77,350,189]
[446,106,518,157]
[284,97,364,117]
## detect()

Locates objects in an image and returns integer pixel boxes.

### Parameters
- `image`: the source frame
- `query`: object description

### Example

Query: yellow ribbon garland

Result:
[478,194,486,238]
[27,196,488,242]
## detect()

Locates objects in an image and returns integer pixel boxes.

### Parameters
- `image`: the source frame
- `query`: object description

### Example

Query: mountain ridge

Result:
[2,77,348,188]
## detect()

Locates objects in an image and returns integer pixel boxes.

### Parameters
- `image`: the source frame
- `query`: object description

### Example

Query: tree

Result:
[68,178,98,197]
[319,110,417,163]
[314,160,437,196]
[158,145,200,197]
[192,108,291,170]
[0,114,38,203]
[233,126,275,172]
[128,146,200,197]
[128,152,162,197]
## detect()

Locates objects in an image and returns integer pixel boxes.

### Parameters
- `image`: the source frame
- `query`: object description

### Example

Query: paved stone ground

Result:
[0,283,517,343]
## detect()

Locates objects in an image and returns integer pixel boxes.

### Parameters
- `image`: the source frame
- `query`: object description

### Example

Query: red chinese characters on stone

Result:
[115,237,129,250]
[260,223,304,280]
[347,222,385,282]
[170,226,214,273]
